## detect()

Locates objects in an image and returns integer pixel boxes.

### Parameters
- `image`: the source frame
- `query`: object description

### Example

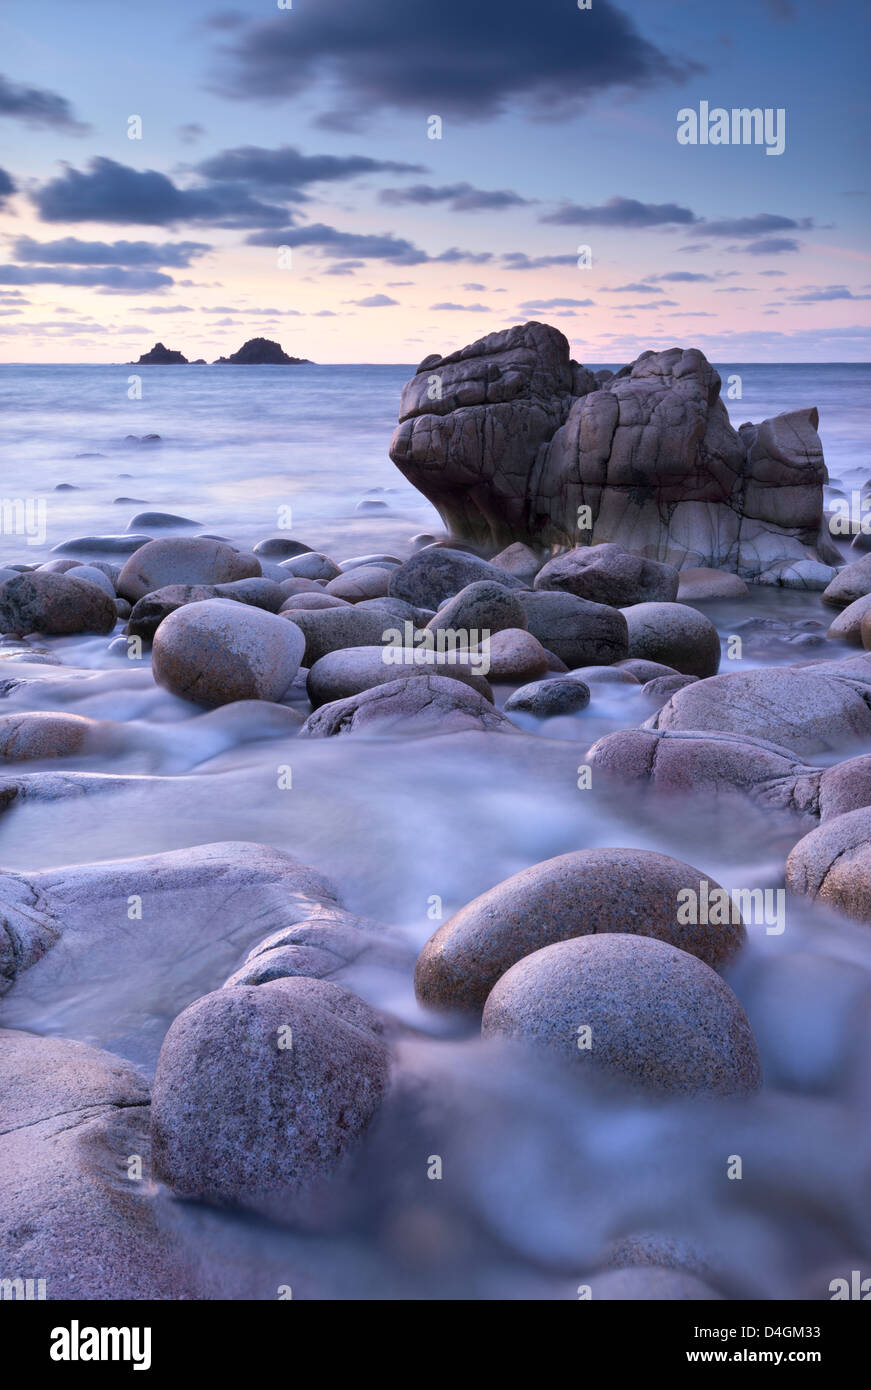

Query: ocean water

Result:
[1,358,870,1299]
[0,360,868,566]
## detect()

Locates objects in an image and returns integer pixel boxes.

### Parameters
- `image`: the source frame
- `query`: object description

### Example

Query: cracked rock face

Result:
[389,322,837,587]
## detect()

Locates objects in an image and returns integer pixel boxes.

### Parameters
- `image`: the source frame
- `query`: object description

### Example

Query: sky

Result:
[0,0,869,364]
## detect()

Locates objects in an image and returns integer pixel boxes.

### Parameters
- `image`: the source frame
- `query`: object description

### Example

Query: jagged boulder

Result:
[389,323,836,587]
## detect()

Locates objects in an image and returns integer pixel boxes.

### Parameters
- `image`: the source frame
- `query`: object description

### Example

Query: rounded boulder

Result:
[481,934,762,1096]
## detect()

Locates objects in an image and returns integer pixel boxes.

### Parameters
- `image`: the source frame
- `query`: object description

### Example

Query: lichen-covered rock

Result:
[390,324,835,586]
[415,848,746,1013]
[151,977,391,1220]
[480,934,762,1096]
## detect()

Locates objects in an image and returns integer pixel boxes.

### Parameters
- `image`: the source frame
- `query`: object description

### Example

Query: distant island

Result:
[213,338,312,365]
[132,338,313,366]
[136,342,188,364]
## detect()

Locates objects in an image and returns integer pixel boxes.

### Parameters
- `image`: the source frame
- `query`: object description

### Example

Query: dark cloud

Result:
[0,73,89,132]
[692,213,812,238]
[211,0,700,123]
[12,236,211,268]
[429,302,490,312]
[34,158,289,227]
[0,265,173,292]
[380,182,530,212]
[0,166,16,206]
[541,196,697,227]
[196,144,425,193]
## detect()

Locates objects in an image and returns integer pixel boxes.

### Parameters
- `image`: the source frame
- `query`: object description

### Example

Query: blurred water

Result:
[0,361,868,565]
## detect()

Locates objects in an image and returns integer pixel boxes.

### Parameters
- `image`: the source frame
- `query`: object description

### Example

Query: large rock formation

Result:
[389,322,838,588]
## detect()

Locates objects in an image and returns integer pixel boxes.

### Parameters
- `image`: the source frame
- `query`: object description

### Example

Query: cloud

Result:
[34,157,289,227]
[788,285,871,303]
[349,294,399,307]
[647,271,713,283]
[177,123,206,145]
[763,0,796,18]
[0,265,173,292]
[380,182,530,212]
[0,72,89,132]
[541,196,697,227]
[11,236,211,268]
[742,237,801,255]
[502,252,578,270]
[196,144,425,194]
[323,260,365,275]
[247,223,427,263]
[463,283,487,291]
[431,247,493,264]
[602,283,661,294]
[0,166,16,207]
[247,224,492,267]
[692,213,812,238]
[429,302,490,312]
[142,305,194,313]
[758,270,787,277]
[518,297,594,309]
[210,0,700,124]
